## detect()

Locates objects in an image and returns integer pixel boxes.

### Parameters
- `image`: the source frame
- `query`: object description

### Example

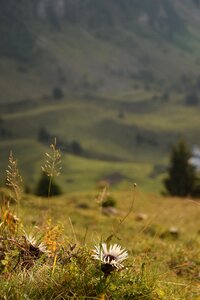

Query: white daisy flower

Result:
[24,234,47,256]
[93,243,128,275]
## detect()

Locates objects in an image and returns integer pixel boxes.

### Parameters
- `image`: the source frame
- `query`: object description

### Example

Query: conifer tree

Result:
[164,140,196,197]
[35,172,62,197]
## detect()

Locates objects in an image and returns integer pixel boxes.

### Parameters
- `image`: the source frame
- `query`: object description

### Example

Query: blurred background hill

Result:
[1,0,200,193]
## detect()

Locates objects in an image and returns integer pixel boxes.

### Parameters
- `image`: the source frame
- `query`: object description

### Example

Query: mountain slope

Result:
[0,0,200,102]
[0,1,200,192]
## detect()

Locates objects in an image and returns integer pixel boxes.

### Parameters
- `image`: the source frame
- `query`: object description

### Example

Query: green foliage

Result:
[52,87,64,100]
[0,116,12,139]
[185,92,199,106]
[118,110,125,119]
[0,245,160,300]
[38,127,51,144]
[35,172,62,197]
[102,195,116,208]
[71,140,83,155]
[164,140,196,197]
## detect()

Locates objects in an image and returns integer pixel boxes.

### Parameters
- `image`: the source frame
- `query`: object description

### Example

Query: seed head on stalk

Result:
[6,151,23,205]
[41,138,62,203]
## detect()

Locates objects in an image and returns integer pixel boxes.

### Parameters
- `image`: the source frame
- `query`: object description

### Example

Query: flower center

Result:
[103,254,116,263]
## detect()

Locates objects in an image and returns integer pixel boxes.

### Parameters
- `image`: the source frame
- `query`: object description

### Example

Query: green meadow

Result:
[1,90,200,194]
[1,1,200,298]
[0,185,199,299]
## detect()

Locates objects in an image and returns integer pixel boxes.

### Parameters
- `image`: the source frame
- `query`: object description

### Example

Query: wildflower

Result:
[93,243,128,276]
[23,234,48,258]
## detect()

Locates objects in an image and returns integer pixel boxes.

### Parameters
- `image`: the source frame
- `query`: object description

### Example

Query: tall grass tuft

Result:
[6,151,23,216]
[41,138,61,210]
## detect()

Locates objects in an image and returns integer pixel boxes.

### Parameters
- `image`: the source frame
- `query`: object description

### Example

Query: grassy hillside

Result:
[1,1,200,192]
[0,189,199,299]
[1,89,200,193]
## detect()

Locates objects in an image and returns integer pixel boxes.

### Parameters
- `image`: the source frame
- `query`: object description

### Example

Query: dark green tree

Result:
[52,87,64,99]
[38,127,52,144]
[185,92,199,106]
[164,140,196,197]
[35,172,62,197]
[71,141,83,155]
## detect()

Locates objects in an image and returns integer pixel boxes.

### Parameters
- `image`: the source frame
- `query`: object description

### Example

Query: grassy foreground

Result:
[0,187,199,299]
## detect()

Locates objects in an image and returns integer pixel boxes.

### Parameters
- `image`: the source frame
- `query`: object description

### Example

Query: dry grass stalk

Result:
[41,138,62,179]
[6,151,23,205]
[41,138,62,209]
